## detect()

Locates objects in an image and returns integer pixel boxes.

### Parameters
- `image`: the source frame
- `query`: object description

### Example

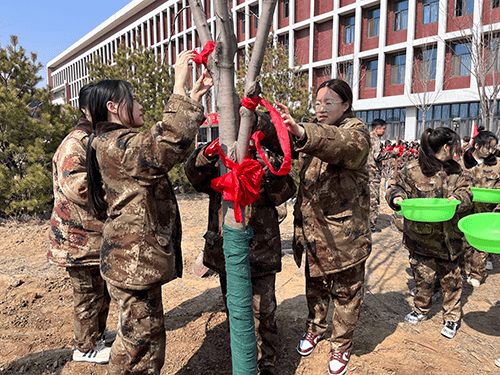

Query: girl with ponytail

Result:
[86,50,212,374]
[48,82,115,364]
[386,127,472,340]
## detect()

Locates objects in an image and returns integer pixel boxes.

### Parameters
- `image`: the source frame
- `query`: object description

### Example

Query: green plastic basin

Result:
[458,213,500,253]
[399,198,461,222]
[471,187,500,203]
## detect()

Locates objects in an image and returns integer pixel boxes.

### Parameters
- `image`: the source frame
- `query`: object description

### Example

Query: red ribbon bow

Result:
[193,41,215,67]
[241,96,292,176]
[210,143,264,223]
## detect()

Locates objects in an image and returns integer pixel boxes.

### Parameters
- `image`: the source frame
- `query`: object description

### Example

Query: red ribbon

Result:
[241,97,292,176]
[210,142,264,223]
[193,41,215,67]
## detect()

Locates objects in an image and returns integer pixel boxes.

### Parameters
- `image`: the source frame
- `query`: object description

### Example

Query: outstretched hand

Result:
[275,102,304,138]
[174,50,196,96]
[191,70,213,102]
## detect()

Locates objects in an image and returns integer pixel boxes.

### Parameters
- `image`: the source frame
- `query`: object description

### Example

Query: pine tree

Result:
[236,35,312,120]
[0,35,78,218]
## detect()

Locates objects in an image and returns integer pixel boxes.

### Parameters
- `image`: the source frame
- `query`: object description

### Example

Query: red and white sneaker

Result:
[296,332,323,356]
[328,350,350,375]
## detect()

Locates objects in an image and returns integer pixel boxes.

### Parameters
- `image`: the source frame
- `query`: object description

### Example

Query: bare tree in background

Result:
[445,1,500,132]
[409,44,442,129]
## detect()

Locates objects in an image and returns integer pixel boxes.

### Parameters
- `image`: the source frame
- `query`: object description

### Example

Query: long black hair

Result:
[86,79,135,216]
[316,79,354,123]
[419,127,460,177]
[78,82,95,117]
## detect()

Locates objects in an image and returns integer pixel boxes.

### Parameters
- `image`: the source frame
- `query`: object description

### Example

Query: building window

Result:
[390,53,406,85]
[418,46,437,81]
[365,59,378,88]
[394,1,409,31]
[487,37,500,73]
[367,8,380,38]
[338,61,353,87]
[344,16,355,44]
[279,33,289,52]
[451,42,471,77]
[455,0,474,16]
[494,0,500,9]
[251,5,259,29]
[239,11,245,34]
[423,0,439,24]
[283,0,289,18]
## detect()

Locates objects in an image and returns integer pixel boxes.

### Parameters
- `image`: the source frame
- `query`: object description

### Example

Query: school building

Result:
[47,0,500,142]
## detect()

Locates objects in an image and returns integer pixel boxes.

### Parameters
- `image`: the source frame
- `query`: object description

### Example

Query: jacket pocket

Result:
[408,221,434,235]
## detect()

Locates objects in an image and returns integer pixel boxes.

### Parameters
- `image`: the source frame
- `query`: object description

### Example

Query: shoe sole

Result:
[297,342,314,356]
[73,358,109,364]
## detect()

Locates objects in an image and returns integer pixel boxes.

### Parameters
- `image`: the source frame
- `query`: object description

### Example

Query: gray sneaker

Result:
[102,328,117,345]
[73,339,111,364]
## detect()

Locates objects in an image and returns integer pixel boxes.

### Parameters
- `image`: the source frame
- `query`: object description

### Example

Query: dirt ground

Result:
[0,192,499,375]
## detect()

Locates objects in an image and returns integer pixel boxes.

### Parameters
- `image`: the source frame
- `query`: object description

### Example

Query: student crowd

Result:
[47,50,500,375]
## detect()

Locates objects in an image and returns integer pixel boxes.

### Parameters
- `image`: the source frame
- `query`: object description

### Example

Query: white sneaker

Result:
[486,261,493,270]
[102,328,117,345]
[405,311,427,324]
[495,358,500,367]
[441,321,459,339]
[73,340,111,364]
[328,351,350,375]
[467,277,481,287]
[297,332,323,356]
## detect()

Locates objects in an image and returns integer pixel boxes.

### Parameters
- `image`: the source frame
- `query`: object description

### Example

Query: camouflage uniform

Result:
[386,159,473,323]
[367,132,396,227]
[48,119,110,353]
[184,121,296,373]
[291,117,372,353]
[93,94,205,374]
[458,149,500,282]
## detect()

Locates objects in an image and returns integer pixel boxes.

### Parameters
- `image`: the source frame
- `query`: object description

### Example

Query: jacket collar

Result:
[442,159,462,175]
[463,148,498,168]
[74,118,93,134]
[95,122,128,136]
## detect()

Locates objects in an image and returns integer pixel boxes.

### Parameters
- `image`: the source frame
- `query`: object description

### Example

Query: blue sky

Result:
[0,0,133,87]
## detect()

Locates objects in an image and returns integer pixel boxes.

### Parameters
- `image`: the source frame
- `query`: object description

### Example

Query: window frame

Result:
[422,0,439,24]
[394,0,409,31]
[450,42,471,77]
[365,59,378,89]
[344,15,355,44]
[367,8,380,38]
[455,0,474,17]
[390,53,406,85]
[418,46,437,81]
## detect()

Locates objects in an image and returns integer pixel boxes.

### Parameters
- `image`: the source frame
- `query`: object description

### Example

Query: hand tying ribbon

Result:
[193,41,215,67]
[210,141,264,223]
[241,96,292,176]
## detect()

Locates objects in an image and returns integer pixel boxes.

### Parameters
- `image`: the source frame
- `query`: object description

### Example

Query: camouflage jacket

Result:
[367,131,395,175]
[184,142,296,276]
[291,117,372,278]
[386,159,473,260]
[93,94,205,290]
[48,120,104,267]
[458,149,500,213]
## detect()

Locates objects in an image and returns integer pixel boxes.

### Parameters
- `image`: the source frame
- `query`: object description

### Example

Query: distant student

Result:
[458,128,499,286]
[386,127,472,339]
[85,50,212,374]
[48,83,115,364]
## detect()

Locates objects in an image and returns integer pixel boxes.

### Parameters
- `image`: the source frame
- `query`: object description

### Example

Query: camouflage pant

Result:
[107,284,165,375]
[67,266,110,352]
[409,252,462,322]
[464,242,489,282]
[220,273,278,373]
[369,174,381,227]
[305,261,365,353]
